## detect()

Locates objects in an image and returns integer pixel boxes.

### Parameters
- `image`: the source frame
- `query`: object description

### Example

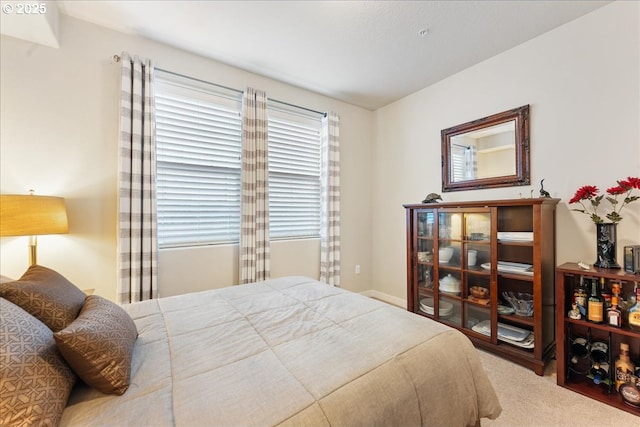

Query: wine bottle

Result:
[606,296,622,327]
[587,278,604,323]
[573,276,588,317]
[615,343,635,392]
[600,277,611,310]
[589,361,610,385]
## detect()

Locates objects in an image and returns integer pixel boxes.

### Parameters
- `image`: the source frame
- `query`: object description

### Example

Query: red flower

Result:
[569,177,639,224]
[606,185,626,195]
[622,176,640,189]
[569,185,599,204]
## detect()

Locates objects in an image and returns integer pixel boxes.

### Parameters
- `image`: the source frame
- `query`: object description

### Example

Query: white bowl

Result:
[439,274,461,293]
[439,247,454,263]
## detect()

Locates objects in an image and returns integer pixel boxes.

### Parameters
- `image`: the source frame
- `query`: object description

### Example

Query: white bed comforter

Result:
[61,276,501,426]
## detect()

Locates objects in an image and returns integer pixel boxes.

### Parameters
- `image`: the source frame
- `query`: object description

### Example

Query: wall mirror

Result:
[441,105,530,192]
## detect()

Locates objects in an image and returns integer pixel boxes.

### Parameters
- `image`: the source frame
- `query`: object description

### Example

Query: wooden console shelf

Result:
[404,198,558,375]
[556,263,640,416]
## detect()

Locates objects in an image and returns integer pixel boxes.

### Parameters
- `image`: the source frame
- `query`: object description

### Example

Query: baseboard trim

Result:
[360,290,406,308]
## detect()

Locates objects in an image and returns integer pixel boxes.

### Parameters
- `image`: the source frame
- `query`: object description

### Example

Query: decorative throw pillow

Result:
[54,295,138,395]
[0,265,86,332]
[0,298,76,427]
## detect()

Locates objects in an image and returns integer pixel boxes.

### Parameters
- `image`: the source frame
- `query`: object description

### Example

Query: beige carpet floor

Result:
[477,350,638,426]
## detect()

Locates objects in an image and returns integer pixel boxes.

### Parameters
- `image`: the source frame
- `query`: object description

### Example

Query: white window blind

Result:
[267,104,323,239]
[451,144,467,182]
[155,71,243,247]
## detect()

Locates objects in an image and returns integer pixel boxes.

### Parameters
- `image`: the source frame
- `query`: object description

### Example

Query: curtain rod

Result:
[112,54,325,117]
[453,143,471,149]
[268,98,326,117]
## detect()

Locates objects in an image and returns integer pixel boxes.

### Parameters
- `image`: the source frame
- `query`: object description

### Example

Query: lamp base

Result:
[28,235,37,266]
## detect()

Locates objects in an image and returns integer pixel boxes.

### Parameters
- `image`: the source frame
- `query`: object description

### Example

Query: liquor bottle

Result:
[628,285,640,332]
[600,277,611,310]
[573,276,588,317]
[611,283,627,317]
[607,297,622,327]
[614,343,635,392]
[628,282,638,308]
[587,278,604,323]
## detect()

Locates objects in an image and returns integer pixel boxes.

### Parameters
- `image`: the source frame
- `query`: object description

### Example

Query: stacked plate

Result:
[481,261,533,276]
[419,297,453,318]
[471,320,534,349]
[497,232,533,242]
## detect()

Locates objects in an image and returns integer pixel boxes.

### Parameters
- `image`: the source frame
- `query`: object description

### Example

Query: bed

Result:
[2,268,501,426]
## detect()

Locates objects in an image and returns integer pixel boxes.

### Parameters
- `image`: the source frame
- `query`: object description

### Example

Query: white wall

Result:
[371,1,640,300]
[0,14,374,300]
[2,2,638,304]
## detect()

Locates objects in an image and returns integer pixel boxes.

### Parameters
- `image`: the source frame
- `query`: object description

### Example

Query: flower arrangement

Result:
[569,177,640,224]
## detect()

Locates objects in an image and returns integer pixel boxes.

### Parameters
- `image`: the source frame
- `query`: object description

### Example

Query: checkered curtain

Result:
[320,112,341,286]
[117,52,158,303]
[239,88,271,284]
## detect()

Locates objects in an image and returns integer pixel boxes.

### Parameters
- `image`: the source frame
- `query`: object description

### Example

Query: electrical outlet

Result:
[355,265,361,274]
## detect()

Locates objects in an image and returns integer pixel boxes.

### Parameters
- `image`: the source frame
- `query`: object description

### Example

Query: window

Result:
[450,144,469,182]
[268,103,323,240]
[155,71,243,247]
[155,71,324,247]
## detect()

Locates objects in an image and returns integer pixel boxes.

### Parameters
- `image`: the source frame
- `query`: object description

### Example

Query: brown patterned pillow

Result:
[0,298,76,427]
[54,295,138,395]
[0,265,86,332]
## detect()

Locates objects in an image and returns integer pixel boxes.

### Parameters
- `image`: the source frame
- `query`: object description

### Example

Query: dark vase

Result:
[594,223,621,269]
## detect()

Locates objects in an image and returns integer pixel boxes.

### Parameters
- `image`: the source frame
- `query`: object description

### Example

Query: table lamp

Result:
[0,192,69,266]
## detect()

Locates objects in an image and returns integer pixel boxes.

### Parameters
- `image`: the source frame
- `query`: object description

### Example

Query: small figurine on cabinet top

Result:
[422,193,442,203]
[539,179,551,198]
[568,302,581,320]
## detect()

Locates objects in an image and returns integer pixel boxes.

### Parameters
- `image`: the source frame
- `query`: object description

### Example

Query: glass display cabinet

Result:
[405,198,559,375]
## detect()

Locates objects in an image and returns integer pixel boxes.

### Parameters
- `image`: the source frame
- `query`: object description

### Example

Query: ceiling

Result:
[5,1,612,110]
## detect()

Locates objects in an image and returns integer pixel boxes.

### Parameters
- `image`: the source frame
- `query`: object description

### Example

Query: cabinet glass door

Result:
[415,210,435,317]
[463,211,492,338]
[437,211,463,327]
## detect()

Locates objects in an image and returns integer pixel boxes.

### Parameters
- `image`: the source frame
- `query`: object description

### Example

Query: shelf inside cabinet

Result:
[565,317,640,340]
[498,272,534,282]
[500,313,535,327]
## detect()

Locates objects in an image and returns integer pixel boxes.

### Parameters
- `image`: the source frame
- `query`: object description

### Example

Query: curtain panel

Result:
[117,52,158,304]
[239,88,271,284]
[464,146,477,180]
[320,112,341,286]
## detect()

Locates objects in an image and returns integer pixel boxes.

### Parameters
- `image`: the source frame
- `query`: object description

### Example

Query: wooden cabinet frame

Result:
[404,198,559,375]
[556,263,640,415]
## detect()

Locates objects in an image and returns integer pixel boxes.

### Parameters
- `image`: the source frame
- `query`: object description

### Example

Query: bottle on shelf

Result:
[628,285,640,332]
[606,296,622,327]
[628,282,638,308]
[573,276,588,317]
[590,341,609,364]
[600,277,611,310]
[614,343,636,392]
[611,283,627,313]
[589,361,610,385]
[587,278,604,324]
